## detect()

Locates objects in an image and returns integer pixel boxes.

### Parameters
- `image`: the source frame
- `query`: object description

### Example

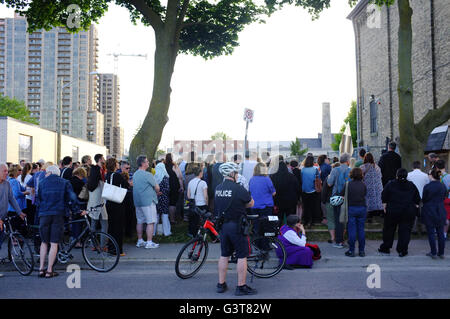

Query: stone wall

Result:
[349,0,450,160]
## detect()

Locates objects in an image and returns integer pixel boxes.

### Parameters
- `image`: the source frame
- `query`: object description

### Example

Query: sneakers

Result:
[145,241,160,249]
[359,252,366,257]
[345,250,355,257]
[398,252,408,257]
[136,239,146,248]
[438,255,445,259]
[0,273,3,278]
[216,282,228,293]
[235,284,257,296]
[333,243,345,249]
[378,248,390,255]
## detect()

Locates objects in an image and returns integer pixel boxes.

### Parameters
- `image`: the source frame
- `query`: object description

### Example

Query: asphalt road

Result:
[2,257,450,299]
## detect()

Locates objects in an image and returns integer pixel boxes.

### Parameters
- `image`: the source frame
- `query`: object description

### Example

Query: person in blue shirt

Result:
[37,165,83,278]
[7,165,28,214]
[301,156,321,227]
[249,162,276,234]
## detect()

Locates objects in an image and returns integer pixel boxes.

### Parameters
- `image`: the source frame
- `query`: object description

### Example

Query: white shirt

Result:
[17,174,32,201]
[407,169,430,198]
[187,177,208,206]
[237,174,249,191]
[240,160,257,184]
[283,229,307,247]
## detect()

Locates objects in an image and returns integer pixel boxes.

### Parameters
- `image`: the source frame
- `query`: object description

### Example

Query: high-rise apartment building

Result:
[98,73,123,159]
[0,13,103,143]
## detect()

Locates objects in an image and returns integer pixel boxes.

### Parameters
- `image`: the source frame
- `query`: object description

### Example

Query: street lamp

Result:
[57,71,99,162]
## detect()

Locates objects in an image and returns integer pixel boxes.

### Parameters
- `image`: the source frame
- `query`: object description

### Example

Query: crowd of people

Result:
[0,141,449,280]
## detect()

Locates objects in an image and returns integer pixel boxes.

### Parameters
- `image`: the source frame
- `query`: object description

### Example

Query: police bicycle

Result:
[175,207,286,279]
[0,215,34,276]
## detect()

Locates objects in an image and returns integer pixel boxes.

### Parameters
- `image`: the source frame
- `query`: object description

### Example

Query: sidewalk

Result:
[119,239,450,268]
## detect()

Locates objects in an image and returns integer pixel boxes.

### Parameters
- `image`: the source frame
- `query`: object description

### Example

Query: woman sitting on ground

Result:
[277,215,313,268]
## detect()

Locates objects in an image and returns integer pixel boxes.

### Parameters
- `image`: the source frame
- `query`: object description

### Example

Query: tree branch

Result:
[128,0,164,32]
[176,0,190,34]
[415,98,450,142]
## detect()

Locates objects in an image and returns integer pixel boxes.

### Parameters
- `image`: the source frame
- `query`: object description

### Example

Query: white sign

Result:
[244,108,254,123]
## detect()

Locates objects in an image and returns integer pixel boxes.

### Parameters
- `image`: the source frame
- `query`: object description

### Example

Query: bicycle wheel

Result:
[175,237,208,279]
[8,233,34,276]
[247,236,286,278]
[82,231,120,272]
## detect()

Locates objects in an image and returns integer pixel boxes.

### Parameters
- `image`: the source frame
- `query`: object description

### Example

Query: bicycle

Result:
[175,207,286,279]
[26,204,120,273]
[0,215,34,276]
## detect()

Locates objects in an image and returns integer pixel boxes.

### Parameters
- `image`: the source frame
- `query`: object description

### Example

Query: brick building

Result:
[347,0,450,159]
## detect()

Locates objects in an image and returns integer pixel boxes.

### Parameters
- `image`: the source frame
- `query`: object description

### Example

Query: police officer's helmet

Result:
[219,162,240,177]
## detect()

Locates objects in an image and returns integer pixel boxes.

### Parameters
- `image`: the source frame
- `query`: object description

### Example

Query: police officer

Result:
[214,162,256,296]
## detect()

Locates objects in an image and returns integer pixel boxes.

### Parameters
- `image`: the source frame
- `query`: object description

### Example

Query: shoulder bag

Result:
[101,173,127,204]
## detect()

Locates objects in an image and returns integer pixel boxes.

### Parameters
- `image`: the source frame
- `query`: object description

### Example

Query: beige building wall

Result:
[0,117,106,164]
[348,0,450,159]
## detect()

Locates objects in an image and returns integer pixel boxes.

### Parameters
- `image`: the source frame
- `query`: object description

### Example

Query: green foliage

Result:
[331,101,357,151]
[290,137,308,156]
[2,0,337,60]
[155,148,165,158]
[211,131,231,141]
[0,95,38,125]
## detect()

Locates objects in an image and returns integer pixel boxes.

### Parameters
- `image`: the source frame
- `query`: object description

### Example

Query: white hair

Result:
[46,165,61,176]
[0,162,7,169]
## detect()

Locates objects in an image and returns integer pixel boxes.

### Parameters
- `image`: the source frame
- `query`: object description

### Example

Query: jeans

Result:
[347,206,367,253]
[426,225,445,256]
[333,205,344,244]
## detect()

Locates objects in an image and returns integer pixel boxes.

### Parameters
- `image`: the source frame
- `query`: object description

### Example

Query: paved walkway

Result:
[119,239,450,267]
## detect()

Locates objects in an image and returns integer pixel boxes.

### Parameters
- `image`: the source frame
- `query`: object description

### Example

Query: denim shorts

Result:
[39,215,65,244]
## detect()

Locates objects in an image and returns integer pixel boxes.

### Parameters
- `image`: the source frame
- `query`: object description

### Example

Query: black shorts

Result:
[220,221,250,259]
[39,215,65,244]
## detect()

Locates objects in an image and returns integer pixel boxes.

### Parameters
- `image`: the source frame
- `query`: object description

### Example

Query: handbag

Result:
[79,184,89,201]
[101,173,127,204]
[314,169,322,193]
[188,180,202,210]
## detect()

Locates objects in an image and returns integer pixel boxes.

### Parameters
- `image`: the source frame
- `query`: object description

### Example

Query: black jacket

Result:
[378,151,402,186]
[382,179,420,216]
[87,165,102,192]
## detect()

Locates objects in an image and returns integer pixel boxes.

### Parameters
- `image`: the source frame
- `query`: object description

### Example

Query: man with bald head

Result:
[0,163,26,278]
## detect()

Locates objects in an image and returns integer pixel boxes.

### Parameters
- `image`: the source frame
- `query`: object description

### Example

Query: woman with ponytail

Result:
[378,168,421,257]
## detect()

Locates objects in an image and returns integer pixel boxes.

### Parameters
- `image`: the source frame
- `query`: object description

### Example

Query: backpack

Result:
[306,243,321,260]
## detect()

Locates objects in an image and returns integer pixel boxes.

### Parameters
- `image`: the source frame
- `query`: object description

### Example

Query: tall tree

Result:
[349,0,450,169]
[0,95,38,125]
[0,0,333,167]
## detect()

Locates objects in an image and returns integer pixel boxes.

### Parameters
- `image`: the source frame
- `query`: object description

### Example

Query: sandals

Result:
[38,270,46,278]
[44,271,59,278]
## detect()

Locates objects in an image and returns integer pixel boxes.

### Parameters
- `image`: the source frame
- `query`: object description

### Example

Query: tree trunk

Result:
[128,32,177,167]
[397,0,450,170]
[397,0,423,170]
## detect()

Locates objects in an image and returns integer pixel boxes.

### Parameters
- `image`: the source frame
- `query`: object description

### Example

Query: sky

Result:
[0,0,358,153]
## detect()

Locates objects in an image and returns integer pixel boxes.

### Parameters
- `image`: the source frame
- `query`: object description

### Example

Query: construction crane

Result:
[106,53,148,74]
